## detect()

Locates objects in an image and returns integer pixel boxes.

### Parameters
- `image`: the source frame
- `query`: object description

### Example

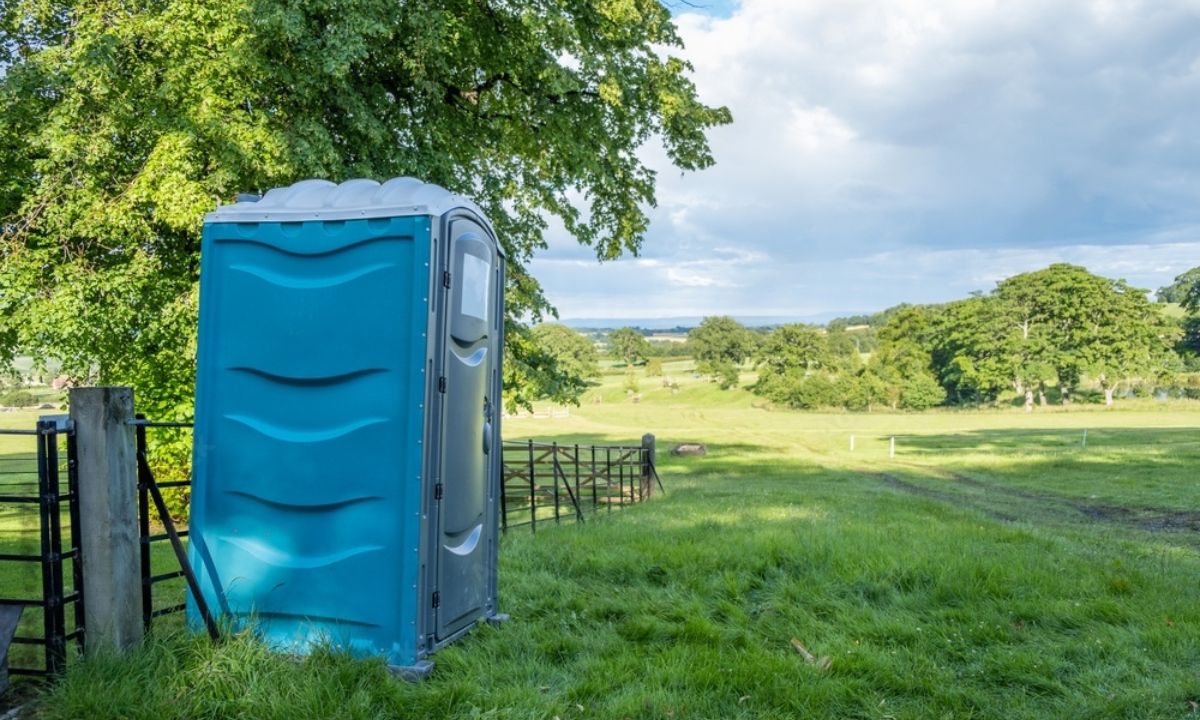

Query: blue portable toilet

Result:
[190,177,505,676]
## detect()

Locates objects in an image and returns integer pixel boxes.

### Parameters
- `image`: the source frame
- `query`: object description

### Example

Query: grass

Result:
[13,376,1200,718]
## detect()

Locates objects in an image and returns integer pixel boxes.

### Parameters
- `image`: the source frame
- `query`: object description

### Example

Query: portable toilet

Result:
[190,177,505,676]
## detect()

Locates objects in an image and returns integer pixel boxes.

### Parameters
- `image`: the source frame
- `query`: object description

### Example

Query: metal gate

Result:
[0,419,84,677]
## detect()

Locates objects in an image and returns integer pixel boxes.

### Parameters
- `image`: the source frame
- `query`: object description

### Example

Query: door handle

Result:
[483,397,493,455]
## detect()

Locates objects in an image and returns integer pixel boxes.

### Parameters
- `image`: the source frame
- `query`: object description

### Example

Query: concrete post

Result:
[69,387,143,652]
[641,433,656,498]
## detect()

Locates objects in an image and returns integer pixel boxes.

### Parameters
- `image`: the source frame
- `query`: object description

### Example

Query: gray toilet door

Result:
[435,217,497,640]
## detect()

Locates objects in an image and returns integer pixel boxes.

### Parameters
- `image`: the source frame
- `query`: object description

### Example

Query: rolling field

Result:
[14,368,1200,719]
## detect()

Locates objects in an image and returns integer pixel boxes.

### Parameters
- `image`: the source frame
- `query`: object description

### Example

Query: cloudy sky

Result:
[533,0,1200,323]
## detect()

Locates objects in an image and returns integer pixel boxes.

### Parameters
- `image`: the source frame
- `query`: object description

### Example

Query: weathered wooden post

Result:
[641,433,656,498]
[69,387,144,652]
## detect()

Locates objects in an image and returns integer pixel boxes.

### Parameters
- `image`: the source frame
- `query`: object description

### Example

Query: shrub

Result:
[0,390,37,407]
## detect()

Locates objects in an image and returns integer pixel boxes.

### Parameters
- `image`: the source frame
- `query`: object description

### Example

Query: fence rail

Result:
[500,440,662,532]
[133,417,194,629]
[0,421,84,678]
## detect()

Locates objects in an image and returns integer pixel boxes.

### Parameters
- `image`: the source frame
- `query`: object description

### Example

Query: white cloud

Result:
[535,0,1200,320]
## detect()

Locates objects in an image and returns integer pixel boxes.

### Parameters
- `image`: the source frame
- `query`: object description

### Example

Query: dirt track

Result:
[870,464,1200,536]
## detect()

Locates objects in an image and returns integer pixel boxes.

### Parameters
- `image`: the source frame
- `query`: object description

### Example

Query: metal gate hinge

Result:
[432,591,440,609]
[438,376,446,393]
[434,483,443,500]
[442,271,451,289]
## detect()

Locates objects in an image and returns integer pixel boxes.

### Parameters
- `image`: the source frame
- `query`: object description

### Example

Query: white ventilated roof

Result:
[205,177,488,224]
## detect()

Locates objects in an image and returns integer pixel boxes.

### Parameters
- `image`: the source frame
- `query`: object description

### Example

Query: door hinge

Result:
[438,376,447,393]
[432,591,440,609]
[434,483,443,500]
[442,271,452,289]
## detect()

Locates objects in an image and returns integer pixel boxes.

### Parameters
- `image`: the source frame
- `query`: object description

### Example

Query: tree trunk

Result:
[1061,385,1071,405]
[1038,382,1047,407]
[1015,378,1024,394]
[1104,386,1114,407]
[1025,388,1034,413]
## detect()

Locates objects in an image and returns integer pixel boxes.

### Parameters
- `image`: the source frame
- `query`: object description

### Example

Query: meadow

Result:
[7,363,1200,718]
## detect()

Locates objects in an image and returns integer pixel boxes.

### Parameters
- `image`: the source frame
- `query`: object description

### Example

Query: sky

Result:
[534,0,1200,324]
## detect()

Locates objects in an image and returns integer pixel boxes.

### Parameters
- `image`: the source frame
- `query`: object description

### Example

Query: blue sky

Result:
[533,0,1200,322]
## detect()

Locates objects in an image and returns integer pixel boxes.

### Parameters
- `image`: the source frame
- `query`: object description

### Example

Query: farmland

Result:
[11,364,1200,719]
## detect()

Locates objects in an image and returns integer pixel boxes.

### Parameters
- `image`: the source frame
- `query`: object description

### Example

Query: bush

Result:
[0,390,37,407]
[790,374,839,409]
[898,372,947,410]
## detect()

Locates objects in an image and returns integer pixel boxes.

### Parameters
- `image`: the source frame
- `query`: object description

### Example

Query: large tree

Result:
[688,315,754,387]
[0,0,730,415]
[607,327,651,366]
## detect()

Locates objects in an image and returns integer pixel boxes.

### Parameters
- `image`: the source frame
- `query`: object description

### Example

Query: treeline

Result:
[533,263,1200,411]
[704,264,1182,410]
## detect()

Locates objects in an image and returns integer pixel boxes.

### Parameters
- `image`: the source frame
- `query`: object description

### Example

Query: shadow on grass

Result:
[28,439,1200,719]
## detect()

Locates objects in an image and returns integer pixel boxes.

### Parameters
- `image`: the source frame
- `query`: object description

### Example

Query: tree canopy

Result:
[0,0,730,415]
[687,315,754,387]
[530,323,599,400]
[607,327,651,366]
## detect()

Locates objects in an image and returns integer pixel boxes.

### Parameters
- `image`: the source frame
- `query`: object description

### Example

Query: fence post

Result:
[69,387,143,653]
[641,434,655,499]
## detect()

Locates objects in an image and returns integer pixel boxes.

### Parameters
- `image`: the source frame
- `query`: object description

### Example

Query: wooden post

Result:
[69,387,144,652]
[641,433,656,498]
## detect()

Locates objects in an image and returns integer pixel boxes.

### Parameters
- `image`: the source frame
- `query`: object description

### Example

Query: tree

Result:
[927,297,1016,404]
[608,327,651,366]
[688,316,754,386]
[752,324,830,404]
[1085,280,1176,406]
[995,264,1171,408]
[869,307,946,410]
[0,0,731,416]
[530,323,599,400]
[995,264,1110,408]
[1158,267,1200,304]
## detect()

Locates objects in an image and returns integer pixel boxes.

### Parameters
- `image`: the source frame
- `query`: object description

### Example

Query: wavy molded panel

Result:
[226,367,389,387]
[225,491,382,512]
[229,262,394,289]
[224,414,386,444]
[219,536,383,570]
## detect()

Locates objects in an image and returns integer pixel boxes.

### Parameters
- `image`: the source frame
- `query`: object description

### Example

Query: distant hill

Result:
[560,313,856,330]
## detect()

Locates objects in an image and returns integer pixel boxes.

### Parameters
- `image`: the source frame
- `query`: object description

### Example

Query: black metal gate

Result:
[0,420,84,677]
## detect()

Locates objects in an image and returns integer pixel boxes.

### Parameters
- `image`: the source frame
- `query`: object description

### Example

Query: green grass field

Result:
[12,370,1200,718]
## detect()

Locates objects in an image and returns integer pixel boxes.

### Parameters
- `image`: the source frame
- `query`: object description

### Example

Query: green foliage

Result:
[713,360,739,390]
[0,0,729,415]
[530,323,599,404]
[623,365,639,394]
[644,357,664,377]
[689,316,754,366]
[0,389,35,407]
[1158,266,1200,305]
[608,327,652,366]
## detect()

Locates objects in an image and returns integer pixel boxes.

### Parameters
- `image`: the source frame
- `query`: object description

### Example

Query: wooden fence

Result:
[500,439,662,532]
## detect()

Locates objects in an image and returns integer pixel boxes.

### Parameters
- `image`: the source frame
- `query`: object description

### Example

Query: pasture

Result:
[13,366,1200,719]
